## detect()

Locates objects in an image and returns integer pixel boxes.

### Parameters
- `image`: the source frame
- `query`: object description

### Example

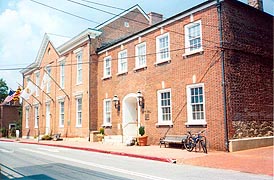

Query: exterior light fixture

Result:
[136,91,145,109]
[112,95,120,112]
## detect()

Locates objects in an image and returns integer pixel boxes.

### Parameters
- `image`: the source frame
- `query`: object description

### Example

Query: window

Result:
[103,99,111,126]
[60,61,65,89]
[46,67,51,93]
[103,56,111,78]
[156,33,170,63]
[34,106,39,128]
[35,72,40,96]
[186,83,206,125]
[118,50,127,74]
[76,97,82,127]
[135,42,146,69]
[185,20,202,55]
[25,107,29,128]
[76,53,82,84]
[59,101,65,127]
[157,89,172,125]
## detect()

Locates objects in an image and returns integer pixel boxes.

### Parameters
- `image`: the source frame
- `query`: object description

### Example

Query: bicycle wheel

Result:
[200,137,207,154]
[184,137,194,152]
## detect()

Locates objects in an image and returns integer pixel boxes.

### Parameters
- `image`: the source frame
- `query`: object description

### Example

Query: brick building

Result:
[21,1,273,150]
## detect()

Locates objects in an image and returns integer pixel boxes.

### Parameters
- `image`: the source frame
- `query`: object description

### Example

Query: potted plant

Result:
[97,127,105,142]
[137,126,148,146]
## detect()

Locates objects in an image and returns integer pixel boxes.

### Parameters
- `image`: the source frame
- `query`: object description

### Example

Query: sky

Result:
[0,0,273,90]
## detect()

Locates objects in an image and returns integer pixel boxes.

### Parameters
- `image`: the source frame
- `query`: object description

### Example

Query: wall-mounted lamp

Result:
[112,95,120,112]
[136,91,145,110]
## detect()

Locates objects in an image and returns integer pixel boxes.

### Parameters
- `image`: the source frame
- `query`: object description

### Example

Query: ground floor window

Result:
[76,97,82,127]
[103,99,112,126]
[157,88,172,125]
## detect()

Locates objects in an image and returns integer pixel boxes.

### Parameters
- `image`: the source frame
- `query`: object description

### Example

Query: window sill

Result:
[102,124,112,128]
[185,121,207,127]
[183,49,204,58]
[76,125,82,128]
[59,126,64,128]
[76,83,82,86]
[155,123,173,128]
[116,72,128,76]
[154,59,171,66]
[133,66,147,72]
[101,76,112,80]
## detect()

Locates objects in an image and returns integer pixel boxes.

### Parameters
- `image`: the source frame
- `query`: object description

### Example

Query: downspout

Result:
[88,35,92,141]
[217,0,229,152]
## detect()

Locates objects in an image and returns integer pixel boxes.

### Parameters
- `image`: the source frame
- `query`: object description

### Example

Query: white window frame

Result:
[35,72,40,96]
[157,88,172,126]
[135,42,147,69]
[76,97,82,127]
[60,61,65,89]
[76,53,83,84]
[45,66,51,93]
[25,106,29,128]
[34,106,39,129]
[103,56,112,78]
[184,20,203,55]
[118,49,128,74]
[59,101,65,127]
[103,99,112,126]
[156,32,170,64]
[186,83,206,125]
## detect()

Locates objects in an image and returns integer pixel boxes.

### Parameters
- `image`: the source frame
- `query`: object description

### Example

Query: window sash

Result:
[185,20,202,53]
[118,50,127,73]
[158,89,172,125]
[59,102,64,127]
[35,73,40,96]
[104,57,111,77]
[60,63,65,89]
[136,43,146,68]
[104,99,111,125]
[34,106,39,128]
[46,67,51,93]
[25,108,29,128]
[156,33,170,62]
[76,98,82,126]
[77,54,82,84]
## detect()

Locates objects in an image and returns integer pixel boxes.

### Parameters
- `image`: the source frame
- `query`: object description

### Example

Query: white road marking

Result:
[0,148,14,153]
[21,148,171,180]
[37,147,60,152]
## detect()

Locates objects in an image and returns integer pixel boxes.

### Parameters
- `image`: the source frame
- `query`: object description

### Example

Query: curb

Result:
[0,139,176,164]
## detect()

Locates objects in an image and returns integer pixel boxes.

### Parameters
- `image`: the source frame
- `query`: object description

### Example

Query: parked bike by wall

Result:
[184,130,207,154]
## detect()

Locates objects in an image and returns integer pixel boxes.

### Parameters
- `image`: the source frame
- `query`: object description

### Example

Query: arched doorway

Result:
[122,93,139,138]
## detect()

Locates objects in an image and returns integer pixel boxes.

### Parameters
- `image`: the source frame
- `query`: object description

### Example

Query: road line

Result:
[0,148,14,153]
[21,148,171,180]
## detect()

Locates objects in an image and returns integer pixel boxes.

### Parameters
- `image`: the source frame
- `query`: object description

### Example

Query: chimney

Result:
[148,12,163,26]
[248,0,263,11]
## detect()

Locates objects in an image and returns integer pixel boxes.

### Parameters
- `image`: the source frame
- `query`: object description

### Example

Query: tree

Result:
[0,78,8,102]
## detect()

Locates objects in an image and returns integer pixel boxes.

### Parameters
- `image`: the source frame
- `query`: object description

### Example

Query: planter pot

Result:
[97,134,104,142]
[138,135,148,146]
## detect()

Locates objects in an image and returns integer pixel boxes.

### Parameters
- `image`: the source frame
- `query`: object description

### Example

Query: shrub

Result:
[41,134,52,140]
[139,126,145,136]
[99,127,105,135]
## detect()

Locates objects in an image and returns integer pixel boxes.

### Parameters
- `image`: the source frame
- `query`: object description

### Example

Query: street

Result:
[0,141,271,180]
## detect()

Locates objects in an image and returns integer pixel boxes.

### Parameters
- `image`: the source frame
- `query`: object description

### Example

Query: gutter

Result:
[217,0,229,152]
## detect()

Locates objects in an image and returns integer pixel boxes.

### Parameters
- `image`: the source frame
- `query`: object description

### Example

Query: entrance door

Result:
[122,94,138,137]
[45,104,50,134]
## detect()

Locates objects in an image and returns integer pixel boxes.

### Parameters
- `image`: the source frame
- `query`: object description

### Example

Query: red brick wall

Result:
[222,0,273,139]
[97,6,226,150]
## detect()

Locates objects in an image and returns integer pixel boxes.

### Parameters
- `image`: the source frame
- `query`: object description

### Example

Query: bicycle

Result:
[184,130,207,154]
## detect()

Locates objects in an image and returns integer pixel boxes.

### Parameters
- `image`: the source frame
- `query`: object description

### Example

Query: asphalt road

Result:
[0,142,271,180]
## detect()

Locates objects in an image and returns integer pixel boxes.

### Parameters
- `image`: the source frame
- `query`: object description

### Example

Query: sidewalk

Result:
[1,138,273,176]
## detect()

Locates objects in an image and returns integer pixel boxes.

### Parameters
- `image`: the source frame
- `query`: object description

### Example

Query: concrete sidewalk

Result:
[1,138,273,176]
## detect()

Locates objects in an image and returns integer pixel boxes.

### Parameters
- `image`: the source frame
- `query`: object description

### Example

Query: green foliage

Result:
[99,127,105,135]
[41,134,52,140]
[139,126,145,136]
[0,127,7,137]
[0,78,8,103]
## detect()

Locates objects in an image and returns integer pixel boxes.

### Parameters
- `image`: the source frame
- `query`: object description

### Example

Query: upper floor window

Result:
[76,53,82,84]
[156,33,170,63]
[103,99,112,126]
[34,105,39,128]
[186,83,206,125]
[184,20,202,55]
[35,72,40,96]
[118,50,127,74]
[157,88,172,125]
[59,101,65,127]
[135,42,146,69]
[60,61,65,89]
[25,107,29,128]
[45,66,51,93]
[104,56,111,78]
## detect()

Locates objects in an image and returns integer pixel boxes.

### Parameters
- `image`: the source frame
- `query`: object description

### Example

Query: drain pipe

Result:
[217,0,229,152]
[88,34,92,142]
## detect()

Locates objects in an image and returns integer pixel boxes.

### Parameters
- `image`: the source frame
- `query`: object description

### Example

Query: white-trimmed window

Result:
[46,66,51,93]
[135,42,146,69]
[185,20,202,55]
[25,107,29,128]
[59,101,65,127]
[76,53,83,84]
[157,89,172,125]
[156,33,170,63]
[76,97,82,127]
[104,56,111,78]
[60,61,65,89]
[34,106,39,128]
[35,72,40,96]
[118,50,127,74]
[186,83,206,125]
[103,99,112,126]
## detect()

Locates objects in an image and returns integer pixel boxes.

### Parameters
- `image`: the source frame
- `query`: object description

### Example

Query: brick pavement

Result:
[0,138,273,176]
